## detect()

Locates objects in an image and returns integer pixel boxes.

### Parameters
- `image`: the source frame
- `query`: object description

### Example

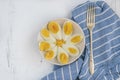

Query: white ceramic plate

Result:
[37,18,85,66]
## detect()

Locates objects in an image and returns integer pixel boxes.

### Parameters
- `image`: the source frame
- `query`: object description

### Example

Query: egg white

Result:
[47,21,62,40]
[39,40,56,51]
[62,21,73,40]
[40,28,56,42]
[66,34,83,45]
[62,44,79,56]
[57,47,69,64]
[44,46,58,60]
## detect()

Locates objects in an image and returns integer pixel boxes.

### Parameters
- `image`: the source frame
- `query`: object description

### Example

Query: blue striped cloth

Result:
[41,1,120,80]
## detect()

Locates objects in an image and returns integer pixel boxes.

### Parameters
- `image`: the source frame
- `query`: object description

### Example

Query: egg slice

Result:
[63,21,73,40]
[39,41,55,51]
[47,21,62,39]
[44,46,57,60]
[68,34,83,45]
[40,28,55,42]
[63,44,79,56]
[57,47,69,64]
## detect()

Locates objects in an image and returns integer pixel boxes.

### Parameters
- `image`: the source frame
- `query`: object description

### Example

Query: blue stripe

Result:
[75,7,112,23]
[95,14,117,30]
[93,28,120,54]
[93,21,120,40]
[109,54,120,69]
[106,70,113,80]
[111,67,119,79]
[95,50,120,67]
[80,72,90,80]
[70,63,78,80]
[85,19,120,40]
[75,13,86,23]
[118,64,120,72]
[94,38,120,59]
[93,27,120,48]
[95,42,120,62]
[73,2,106,21]
[95,8,112,21]
[77,56,84,69]
[112,73,119,80]
[48,72,54,80]
[63,66,70,80]
[79,14,118,37]
[86,27,119,48]
[56,69,62,80]
[95,70,105,80]
[96,1,105,7]
[94,45,120,64]
[95,14,118,29]
[79,55,89,76]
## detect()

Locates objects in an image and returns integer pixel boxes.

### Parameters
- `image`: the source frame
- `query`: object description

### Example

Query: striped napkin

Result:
[41,1,120,80]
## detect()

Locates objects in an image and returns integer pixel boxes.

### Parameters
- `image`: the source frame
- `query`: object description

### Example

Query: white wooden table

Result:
[0,0,120,80]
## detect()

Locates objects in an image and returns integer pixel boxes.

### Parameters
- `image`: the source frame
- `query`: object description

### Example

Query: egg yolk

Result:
[59,53,68,64]
[45,50,54,60]
[71,35,81,43]
[68,48,77,54]
[41,28,50,37]
[48,21,59,34]
[39,42,50,51]
[56,39,65,47]
[64,22,73,35]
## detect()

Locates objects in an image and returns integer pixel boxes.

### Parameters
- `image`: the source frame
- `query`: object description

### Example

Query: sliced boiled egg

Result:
[68,34,83,45]
[40,28,55,42]
[63,44,79,56]
[39,41,55,51]
[44,46,57,60]
[63,21,73,40]
[57,47,69,64]
[47,21,62,39]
